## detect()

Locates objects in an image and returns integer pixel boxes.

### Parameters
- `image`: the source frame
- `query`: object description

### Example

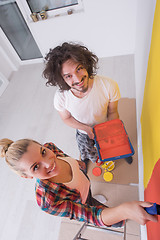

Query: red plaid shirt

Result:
[35,142,105,226]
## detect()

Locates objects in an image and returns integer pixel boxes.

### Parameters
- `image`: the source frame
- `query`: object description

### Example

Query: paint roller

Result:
[145,203,160,215]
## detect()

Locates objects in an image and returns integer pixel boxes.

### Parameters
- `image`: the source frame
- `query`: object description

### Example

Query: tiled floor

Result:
[0,55,140,240]
[58,219,141,240]
[58,219,125,240]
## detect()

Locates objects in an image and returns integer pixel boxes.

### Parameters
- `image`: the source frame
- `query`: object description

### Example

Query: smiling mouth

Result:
[47,162,56,174]
[73,76,86,87]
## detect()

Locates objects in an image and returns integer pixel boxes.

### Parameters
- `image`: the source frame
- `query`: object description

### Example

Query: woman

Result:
[0,138,157,227]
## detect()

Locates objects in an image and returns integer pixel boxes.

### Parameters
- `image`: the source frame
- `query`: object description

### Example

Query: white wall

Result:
[20,0,137,58]
[0,29,20,80]
[0,0,137,81]
[134,0,156,239]
[135,0,156,126]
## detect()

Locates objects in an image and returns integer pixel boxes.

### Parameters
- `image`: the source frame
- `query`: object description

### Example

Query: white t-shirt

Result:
[54,75,121,133]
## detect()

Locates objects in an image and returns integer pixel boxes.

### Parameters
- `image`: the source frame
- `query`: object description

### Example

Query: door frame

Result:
[0,72,9,97]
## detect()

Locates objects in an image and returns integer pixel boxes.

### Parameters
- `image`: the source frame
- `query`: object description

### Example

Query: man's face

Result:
[61,59,89,93]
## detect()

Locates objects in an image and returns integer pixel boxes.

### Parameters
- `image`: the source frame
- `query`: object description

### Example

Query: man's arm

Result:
[107,100,119,120]
[58,109,94,139]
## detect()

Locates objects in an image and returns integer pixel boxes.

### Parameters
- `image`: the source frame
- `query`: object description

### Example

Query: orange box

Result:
[93,119,134,162]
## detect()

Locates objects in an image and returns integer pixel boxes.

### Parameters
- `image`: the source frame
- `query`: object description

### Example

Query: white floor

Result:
[0,55,138,240]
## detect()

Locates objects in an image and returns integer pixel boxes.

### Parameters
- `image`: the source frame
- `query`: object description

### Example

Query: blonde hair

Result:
[0,138,36,176]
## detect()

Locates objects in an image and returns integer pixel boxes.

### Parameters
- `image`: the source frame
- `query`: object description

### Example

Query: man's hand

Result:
[59,110,94,139]
[84,126,95,139]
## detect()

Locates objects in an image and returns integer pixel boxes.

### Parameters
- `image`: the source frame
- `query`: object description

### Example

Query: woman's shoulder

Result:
[35,178,78,198]
[44,142,68,157]
[36,178,59,191]
[35,179,67,209]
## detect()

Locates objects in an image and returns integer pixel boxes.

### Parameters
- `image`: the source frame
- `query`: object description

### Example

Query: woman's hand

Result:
[121,201,158,225]
[101,201,158,226]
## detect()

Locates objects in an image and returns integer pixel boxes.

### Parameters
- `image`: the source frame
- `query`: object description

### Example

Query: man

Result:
[43,42,133,170]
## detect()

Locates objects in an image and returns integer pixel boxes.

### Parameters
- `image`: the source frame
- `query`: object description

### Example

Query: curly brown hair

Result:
[43,42,98,91]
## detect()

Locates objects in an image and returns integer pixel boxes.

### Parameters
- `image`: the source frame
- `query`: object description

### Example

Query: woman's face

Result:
[19,142,60,180]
